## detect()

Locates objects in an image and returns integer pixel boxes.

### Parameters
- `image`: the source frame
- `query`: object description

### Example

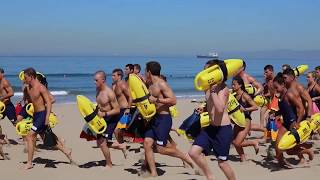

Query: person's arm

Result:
[121,82,132,113]
[209,84,229,115]
[298,84,313,117]
[150,82,176,106]
[248,76,263,96]
[0,80,14,101]
[242,93,258,112]
[48,91,56,104]
[40,85,52,125]
[311,85,320,101]
[288,92,304,124]
[106,92,120,116]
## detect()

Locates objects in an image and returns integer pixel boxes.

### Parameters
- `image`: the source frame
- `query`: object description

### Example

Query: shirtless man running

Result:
[111,68,131,155]
[142,61,194,177]
[23,68,74,170]
[94,70,124,169]
[188,60,236,180]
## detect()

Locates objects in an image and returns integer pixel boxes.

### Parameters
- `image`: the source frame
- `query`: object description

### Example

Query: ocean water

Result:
[0,56,319,104]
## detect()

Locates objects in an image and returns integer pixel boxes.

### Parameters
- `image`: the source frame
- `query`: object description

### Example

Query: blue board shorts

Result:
[97,115,119,141]
[31,110,47,134]
[193,124,233,161]
[145,114,172,146]
[2,101,17,124]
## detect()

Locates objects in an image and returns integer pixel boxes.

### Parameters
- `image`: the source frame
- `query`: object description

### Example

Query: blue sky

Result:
[0,0,319,56]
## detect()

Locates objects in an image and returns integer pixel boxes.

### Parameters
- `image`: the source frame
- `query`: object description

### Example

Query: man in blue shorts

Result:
[23,68,74,170]
[0,68,17,125]
[188,60,236,180]
[142,61,195,177]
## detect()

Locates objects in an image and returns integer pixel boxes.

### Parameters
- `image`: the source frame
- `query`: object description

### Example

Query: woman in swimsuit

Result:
[231,76,259,162]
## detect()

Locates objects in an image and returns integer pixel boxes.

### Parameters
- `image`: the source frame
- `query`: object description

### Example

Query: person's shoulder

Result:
[2,78,10,85]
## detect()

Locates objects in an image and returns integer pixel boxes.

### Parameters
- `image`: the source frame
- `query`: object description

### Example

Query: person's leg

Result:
[233,122,258,161]
[156,143,194,168]
[144,137,157,176]
[97,137,112,168]
[275,126,289,166]
[189,145,214,180]
[54,135,74,164]
[108,122,127,158]
[24,131,37,170]
[260,107,268,129]
[218,160,236,180]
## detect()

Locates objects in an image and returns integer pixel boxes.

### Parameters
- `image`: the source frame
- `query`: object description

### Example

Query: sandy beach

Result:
[0,99,319,180]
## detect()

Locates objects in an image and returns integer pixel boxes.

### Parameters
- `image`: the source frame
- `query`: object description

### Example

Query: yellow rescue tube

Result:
[0,101,5,114]
[76,95,107,134]
[254,95,270,107]
[227,93,247,127]
[278,120,312,150]
[128,74,156,121]
[293,65,308,77]
[194,59,245,91]
[48,113,59,128]
[26,103,34,116]
[245,84,257,96]
[200,112,210,128]
[169,106,178,118]
[310,113,320,132]
[16,119,33,136]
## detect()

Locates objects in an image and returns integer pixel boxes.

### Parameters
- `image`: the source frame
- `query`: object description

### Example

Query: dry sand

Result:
[0,99,319,180]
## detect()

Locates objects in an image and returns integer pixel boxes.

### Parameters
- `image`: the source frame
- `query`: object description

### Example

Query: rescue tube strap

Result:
[218,62,228,82]
[228,105,241,115]
[84,107,98,123]
[290,128,301,144]
[132,94,150,103]
[295,67,299,76]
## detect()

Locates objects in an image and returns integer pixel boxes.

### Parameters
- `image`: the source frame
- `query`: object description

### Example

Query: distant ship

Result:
[196,51,219,59]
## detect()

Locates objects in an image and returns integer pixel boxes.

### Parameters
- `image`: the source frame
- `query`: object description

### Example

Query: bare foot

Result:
[195,168,204,176]
[23,163,34,170]
[254,142,260,155]
[303,149,314,161]
[65,149,74,163]
[278,159,292,168]
[101,165,112,170]
[118,143,127,159]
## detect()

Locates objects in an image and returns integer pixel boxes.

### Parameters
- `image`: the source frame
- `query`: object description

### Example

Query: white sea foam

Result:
[14,90,69,96]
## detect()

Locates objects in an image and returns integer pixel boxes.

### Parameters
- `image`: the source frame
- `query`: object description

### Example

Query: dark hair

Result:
[273,72,285,84]
[24,67,37,78]
[282,64,291,70]
[160,74,167,82]
[125,64,134,71]
[112,68,123,79]
[205,59,224,68]
[95,70,106,80]
[315,66,320,71]
[134,64,141,72]
[264,65,274,71]
[36,72,48,88]
[283,68,295,77]
[0,68,4,73]
[233,76,247,93]
[146,61,161,76]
